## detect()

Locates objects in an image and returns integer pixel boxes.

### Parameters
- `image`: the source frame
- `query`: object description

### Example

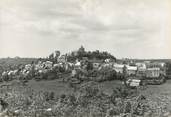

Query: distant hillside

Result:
[0,58,38,74]
[117,59,171,63]
[0,57,38,64]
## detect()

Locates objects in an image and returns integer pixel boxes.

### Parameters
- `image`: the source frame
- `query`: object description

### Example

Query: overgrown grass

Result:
[0,81,168,117]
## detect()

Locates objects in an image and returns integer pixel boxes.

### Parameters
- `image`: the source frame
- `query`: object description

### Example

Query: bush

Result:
[111,86,136,99]
[43,91,55,101]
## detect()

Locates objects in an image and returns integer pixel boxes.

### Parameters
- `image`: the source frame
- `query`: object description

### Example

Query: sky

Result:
[0,0,171,59]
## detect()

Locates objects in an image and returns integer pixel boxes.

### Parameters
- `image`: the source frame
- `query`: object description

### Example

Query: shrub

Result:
[111,86,136,99]
[49,92,55,100]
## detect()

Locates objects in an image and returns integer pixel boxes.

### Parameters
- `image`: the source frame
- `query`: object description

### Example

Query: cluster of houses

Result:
[0,54,167,82]
[71,58,166,79]
[112,61,165,78]
[0,60,74,81]
[90,59,166,78]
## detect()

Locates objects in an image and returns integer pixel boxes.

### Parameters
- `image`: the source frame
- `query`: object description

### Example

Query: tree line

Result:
[66,46,116,62]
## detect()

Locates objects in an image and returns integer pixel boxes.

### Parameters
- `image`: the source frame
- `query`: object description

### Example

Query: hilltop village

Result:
[0,46,170,86]
[0,46,171,117]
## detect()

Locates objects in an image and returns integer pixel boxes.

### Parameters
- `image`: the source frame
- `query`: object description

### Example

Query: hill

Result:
[0,57,38,74]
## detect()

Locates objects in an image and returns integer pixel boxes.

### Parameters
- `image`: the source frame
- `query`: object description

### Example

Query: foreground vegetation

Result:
[0,80,170,117]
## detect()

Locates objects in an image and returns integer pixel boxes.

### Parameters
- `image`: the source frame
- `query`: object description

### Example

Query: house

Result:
[89,59,103,69]
[158,62,166,68]
[145,62,166,68]
[2,71,7,77]
[35,61,44,70]
[136,62,146,69]
[75,60,81,69]
[44,61,53,69]
[113,64,124,73]
[105,59,110,63]
[126,65,138,75]
[25,64,32,71]
[7,70,18,76]
[137,68,146,77]
[101,62,113,69]
[136,62,146,76]
[58,55,66,63]
[71,69,77,77]
[126,78,141,87]
[146,67,160,78]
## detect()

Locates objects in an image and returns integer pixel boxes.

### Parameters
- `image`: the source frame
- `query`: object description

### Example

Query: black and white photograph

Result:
[0,0,171,116]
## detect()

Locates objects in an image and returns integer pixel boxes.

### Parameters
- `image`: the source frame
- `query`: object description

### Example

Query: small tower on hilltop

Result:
[78,45,85,53]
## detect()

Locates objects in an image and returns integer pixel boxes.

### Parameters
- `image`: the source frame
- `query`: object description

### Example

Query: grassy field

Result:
[22,80,123,99]
[140,80,171,111]
[26,79,171,108]
[28,79,171,110]
[1,78,171,116]
[3,78,171,99]
[27,79,75,96]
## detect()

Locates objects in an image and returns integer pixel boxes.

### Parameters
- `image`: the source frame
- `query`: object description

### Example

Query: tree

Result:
[55,51,60,58]
[55,50,60,63]
[87,61,93,71]
[166,62,171,78]
[49,53,54,61]
[123,65,127,78]
[66,46,116,62]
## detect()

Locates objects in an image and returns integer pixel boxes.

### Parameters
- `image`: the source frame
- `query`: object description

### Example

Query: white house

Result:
[126,65,138,75]
[44,61,53,69]
[25,64,32,71]
[113,64,124,73]
[75,60,81,69]
[136,62,146,76]
[136,63,146,69]
[146,67,160,78]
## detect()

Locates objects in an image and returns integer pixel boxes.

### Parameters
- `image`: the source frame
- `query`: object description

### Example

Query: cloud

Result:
[0,0,171,58]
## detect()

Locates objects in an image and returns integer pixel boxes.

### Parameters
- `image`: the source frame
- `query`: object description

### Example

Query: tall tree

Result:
[55,50,60,63]
[49,53,54,62]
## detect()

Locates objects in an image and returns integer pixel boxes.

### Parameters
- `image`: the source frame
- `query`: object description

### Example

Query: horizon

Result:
[0,0,171,59]
[0,46,171,60]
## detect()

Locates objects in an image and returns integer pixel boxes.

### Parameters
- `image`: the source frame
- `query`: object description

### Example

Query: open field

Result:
[26,79,171,96]
[28,79,75,96]
[1,78,169,98]
[26,79,171,111]
[1,77,171,116]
